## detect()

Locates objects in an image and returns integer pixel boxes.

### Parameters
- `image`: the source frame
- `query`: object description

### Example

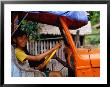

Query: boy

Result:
[12,29,61,70]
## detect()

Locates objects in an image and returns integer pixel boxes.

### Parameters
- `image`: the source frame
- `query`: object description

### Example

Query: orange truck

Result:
[59,17,100,77]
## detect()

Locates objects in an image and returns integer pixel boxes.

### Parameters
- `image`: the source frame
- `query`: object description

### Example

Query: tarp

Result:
[24,11,88,29]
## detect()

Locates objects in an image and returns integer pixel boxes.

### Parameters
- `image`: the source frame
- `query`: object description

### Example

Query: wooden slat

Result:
[27,40,65,61]
[33,41,35,55]
[27,41,29,53]
[35,41,37,55]
[41,41,43,53]
[44,40,46,52]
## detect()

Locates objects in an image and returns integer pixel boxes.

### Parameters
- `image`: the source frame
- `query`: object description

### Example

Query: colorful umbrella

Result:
[17,11,88,29]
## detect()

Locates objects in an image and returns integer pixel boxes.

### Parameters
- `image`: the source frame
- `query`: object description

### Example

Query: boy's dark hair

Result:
[11,29,27,44]
[12,29,27,39]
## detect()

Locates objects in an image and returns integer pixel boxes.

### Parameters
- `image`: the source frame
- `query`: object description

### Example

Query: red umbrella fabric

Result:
[17,11,88,30]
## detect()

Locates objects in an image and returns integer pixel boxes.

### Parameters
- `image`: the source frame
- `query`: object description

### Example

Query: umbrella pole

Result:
[59,17,81,69]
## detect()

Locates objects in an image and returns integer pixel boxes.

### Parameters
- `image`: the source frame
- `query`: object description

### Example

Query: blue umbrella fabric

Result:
[19,11,88,29]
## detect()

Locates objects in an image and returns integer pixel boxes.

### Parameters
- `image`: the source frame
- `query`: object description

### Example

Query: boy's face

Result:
[16,35,28,48]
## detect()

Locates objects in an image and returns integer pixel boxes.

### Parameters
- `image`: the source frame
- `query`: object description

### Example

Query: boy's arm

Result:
[25,43,61,61]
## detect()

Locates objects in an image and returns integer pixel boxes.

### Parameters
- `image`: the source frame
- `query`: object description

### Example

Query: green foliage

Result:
[92,28,100,33]
[84,28,100,48]
[84,11,100,48]
[20,20,41,41]
[87,11,100,26]
[85,34,100,45]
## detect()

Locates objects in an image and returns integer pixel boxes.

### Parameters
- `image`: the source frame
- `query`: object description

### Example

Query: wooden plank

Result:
[38,40,41,54]
[43,40,45,53]
[35,41,37,55]
[27,41,29,52]
[28,42,30,53]
[33,41,35,55]
[50,40,52,49]
[37,41,39,54]
[40,41,44,53]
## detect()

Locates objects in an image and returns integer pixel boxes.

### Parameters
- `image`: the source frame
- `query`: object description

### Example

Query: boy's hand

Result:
[54,43,62,49]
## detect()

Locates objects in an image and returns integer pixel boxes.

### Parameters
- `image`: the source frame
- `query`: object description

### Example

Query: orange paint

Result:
[59,17,100,77]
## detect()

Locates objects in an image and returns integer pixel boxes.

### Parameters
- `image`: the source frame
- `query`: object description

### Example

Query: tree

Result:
[84,11,100,48]
[20,20,41,41]
[87,11,100,26]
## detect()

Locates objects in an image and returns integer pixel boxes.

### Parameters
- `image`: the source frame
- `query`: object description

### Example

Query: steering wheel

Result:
[36,49,58,70]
